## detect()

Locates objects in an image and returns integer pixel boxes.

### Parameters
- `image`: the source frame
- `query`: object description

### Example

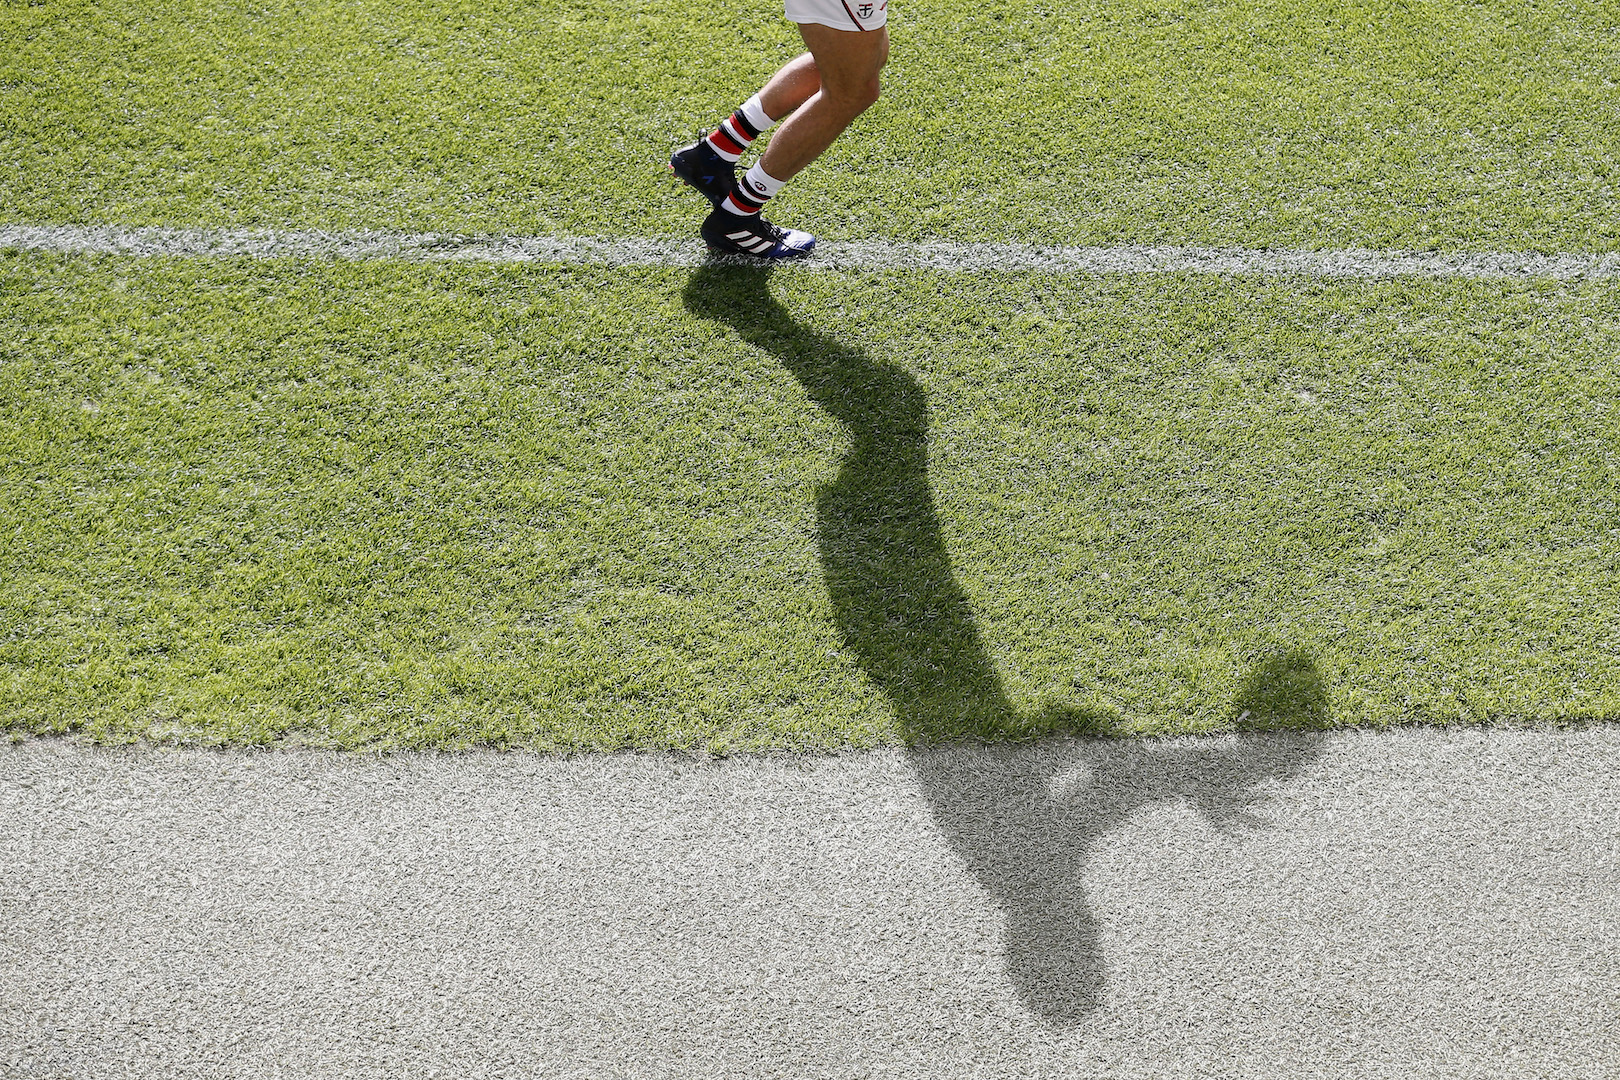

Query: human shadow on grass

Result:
[682,263,1327,1025]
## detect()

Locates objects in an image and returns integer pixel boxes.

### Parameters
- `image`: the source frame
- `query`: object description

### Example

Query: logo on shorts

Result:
[857,3,873,15]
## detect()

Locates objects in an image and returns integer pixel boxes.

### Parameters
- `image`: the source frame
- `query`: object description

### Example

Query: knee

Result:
[829,72,883,116]
[863,43,890,104]
[797,52,823,90]
[863,41,889,105]
[856,74,882,110]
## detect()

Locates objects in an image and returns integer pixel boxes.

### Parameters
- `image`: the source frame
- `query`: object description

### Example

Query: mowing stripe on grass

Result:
[5,223,1620,278]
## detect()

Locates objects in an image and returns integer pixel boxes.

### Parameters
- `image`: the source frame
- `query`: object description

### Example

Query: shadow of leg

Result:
[682,264,1327,1025]
[681,263,1010,738]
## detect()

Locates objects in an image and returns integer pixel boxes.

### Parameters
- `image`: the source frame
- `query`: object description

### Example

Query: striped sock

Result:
[703,94,777,164]
[720,162,787,217]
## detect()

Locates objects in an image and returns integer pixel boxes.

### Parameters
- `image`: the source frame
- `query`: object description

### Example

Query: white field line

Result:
[5,223,1620,278]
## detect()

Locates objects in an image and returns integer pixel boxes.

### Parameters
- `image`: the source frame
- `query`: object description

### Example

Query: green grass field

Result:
[3,0,1618,750]
[5,0,1618,248]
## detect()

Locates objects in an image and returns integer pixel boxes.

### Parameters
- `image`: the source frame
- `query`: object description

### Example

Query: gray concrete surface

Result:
[2,726,1617,1079]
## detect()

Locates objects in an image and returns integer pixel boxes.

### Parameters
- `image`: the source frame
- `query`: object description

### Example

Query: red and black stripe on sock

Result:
[720,177,767,217]
[705,109,764,162]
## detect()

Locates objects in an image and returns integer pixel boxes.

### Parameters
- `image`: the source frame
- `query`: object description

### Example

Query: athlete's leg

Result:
[759,22,889,182]
[670,52,822,207]
[687,18,887,259]
[758,53,821,121]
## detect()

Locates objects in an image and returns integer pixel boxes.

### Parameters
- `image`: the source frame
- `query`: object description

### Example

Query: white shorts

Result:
[784,0,887,32]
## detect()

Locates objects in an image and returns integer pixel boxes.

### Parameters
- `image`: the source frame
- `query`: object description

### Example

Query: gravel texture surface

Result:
[2,726,1617,1079]
[6,223,1620,277]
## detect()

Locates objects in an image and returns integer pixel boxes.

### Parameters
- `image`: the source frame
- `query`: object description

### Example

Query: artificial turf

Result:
[4,254,1616,749]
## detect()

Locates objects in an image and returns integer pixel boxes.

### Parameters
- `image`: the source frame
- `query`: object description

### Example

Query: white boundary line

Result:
[5,223,1620,278]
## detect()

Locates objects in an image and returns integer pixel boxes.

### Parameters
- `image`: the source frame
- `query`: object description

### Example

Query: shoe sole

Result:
[703,242,815,261]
